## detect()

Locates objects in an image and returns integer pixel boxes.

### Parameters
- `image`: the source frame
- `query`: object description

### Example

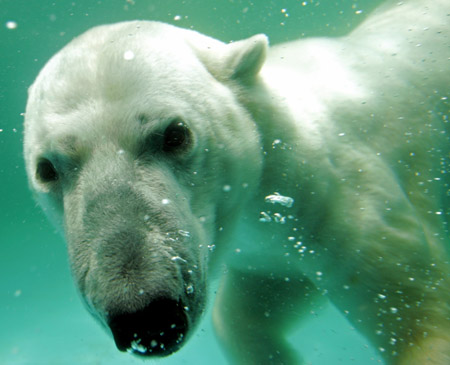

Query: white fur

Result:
[24,0,449,363]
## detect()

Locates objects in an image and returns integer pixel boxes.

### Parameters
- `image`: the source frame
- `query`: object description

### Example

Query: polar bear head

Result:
[24,21,267,356]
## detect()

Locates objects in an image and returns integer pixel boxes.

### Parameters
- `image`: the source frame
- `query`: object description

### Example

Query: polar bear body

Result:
[24,0,449,363]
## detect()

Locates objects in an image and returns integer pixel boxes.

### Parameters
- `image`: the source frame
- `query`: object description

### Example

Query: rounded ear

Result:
[225,34,268,81]
[187,32,268,83]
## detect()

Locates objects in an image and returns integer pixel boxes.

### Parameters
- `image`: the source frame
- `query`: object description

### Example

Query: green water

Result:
[0,1,386,364]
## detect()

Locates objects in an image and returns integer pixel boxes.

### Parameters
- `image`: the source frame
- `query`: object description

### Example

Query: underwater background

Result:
[0,0,387,364]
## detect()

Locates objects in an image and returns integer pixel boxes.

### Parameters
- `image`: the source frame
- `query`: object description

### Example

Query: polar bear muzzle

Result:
[108,298,188,357]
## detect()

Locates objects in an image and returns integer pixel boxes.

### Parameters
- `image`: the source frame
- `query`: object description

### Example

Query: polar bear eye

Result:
[36,158,58,183]
[162,120,191,152]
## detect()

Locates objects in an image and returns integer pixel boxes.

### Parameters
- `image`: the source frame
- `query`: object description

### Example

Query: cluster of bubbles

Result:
[128,329,185,355]
[260,192,295,224]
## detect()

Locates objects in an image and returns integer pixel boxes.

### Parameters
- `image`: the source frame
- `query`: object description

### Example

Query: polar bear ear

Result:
[224,34,268,81]
[189,33,268,83]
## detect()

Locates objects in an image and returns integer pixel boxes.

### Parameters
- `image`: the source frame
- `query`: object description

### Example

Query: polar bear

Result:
[24,0,449,363]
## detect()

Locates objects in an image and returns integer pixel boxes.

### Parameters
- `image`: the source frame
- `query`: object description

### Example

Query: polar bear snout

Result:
[108,298,188,357]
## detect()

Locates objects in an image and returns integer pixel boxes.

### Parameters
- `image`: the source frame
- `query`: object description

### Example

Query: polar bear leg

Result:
[213,269,323,364]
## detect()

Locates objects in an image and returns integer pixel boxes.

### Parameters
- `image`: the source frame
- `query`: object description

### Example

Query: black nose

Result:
[108,298,188,357]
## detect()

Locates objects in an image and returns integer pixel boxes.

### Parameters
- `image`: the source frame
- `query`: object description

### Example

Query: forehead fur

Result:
[29,21,217,116]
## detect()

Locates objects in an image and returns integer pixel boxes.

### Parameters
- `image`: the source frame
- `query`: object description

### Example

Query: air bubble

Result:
[186,284,194,294]
[178,230,191,238]
[273,213,286,224]
[171,256,187,263]
[5,21,17,29]
[123,50,135,60]
[272,139,282,147]
[223,185,232,192]
[264,192,294,208]
[259,211,272,223]
[130,339,147,353]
